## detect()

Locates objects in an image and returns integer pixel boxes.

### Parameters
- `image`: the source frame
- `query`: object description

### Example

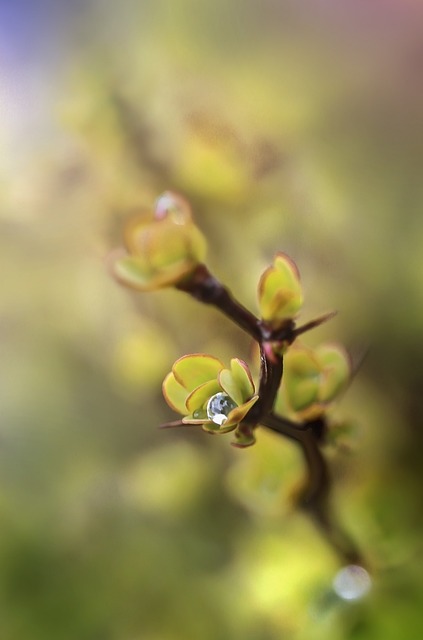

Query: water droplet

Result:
[192,408,207,420]
[206,392,237,426]
[333,565,372,601]
[154,192,191,224]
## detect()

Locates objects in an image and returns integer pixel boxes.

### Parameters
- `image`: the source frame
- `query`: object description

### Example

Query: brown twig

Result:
[173,262,362,564]
[176,264,262,341]
[263,412,363,564]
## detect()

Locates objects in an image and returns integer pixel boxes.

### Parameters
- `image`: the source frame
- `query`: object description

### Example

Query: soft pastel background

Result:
[1,1,423,638]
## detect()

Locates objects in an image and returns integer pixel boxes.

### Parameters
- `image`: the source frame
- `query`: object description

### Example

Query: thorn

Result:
[159,420,189,429]
[349,345,370,381]
[294,310,337,338]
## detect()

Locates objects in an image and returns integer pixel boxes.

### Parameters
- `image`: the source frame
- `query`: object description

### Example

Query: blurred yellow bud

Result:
[111,192,207,291]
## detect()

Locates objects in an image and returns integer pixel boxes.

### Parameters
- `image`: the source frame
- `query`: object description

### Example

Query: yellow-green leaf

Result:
[316,344,350,403]
[201,421,234,434]
[218,369,243,406]
[224,395,259,428]
[172,354,224,391]
[258,252,303,325]
[182,415,209,424]
[230,358,255,402]
[162,373,188,414]
[185,380,221,413]
[113,254,194,291]
[285,378,319,413]
[231,425,256,448]
[112,255,153,291]
[287,348,320,378]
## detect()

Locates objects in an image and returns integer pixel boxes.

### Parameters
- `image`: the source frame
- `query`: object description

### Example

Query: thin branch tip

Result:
[294,310,338,338]
[159,419,186,429]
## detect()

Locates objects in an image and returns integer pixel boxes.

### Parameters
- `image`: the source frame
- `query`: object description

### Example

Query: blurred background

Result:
[1,0,423,638]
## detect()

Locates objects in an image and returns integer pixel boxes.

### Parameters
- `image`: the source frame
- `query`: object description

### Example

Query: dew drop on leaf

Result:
[206,392,237,426]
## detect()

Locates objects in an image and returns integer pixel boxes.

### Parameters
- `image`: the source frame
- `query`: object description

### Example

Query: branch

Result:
[176,265,262,341]
[262,412,363,564]
[175,262,362,564]
[246,346,284,425]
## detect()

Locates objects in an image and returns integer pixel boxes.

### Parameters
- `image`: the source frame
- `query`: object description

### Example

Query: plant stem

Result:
[247,346,284,423]
[177,263,362,565]
[176,265,262,341]
[262,412,363,565]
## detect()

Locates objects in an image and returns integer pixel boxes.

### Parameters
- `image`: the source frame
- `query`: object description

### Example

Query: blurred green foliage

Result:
[1,1,423,638]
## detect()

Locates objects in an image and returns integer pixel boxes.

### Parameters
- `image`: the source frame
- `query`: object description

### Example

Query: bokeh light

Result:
[333,565,372,601]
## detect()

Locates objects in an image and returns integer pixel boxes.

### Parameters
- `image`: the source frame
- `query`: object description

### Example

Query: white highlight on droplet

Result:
[333,565,372,601]
[206,392,237,426]
[154,192,190,224]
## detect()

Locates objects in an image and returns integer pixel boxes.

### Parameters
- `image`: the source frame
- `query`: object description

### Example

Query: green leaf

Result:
[230,358,255,402]
[182,415,209,424]
[147,223,206,270]
[201,421,233,434]
[112,255,153,290]
[224,395,259,428]
[286,378,320,412]
[315,344,350,403]
[113,254,193,291]
[218,359,255,406]
[231,424,256,448]
[284,347,320,412]
[218,369,242,406]
[258,252,303,325]
[274,252,301,278]
[172,354,224,391]
[185,379,221,413]
[282,342,351,418]
[125,214,207,270]
[162,373,188,414]
[287,348,320,378]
